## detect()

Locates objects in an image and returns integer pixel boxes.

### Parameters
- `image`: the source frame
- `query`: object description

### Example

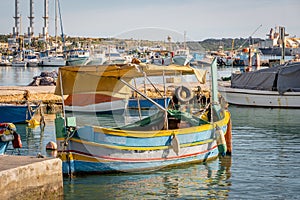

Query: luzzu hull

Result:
[0,104,38,123]
[56,111,230,174]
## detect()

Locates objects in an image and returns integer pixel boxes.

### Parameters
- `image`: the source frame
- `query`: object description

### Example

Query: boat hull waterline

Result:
[219,86,300,108]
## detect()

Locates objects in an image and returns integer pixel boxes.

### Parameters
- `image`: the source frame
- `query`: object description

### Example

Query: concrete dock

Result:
[0,85,62,103]
[0,155,63,199]
[0,85,63,114]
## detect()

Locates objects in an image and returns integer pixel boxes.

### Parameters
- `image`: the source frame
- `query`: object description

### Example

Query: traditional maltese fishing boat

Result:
[54,58,231,175]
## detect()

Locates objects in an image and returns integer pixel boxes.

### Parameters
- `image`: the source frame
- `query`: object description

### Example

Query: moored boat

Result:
[219,62,300,108]
[39,56,66,67]
[11,61,27,67]
[54,59,231,175]
[0,103,39,123]
[66,49,90,66]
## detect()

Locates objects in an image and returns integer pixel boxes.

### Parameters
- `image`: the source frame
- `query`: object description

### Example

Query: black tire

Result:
[175,86,194,103]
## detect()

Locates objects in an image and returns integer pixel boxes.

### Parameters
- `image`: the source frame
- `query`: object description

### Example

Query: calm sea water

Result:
[2,67,300,199]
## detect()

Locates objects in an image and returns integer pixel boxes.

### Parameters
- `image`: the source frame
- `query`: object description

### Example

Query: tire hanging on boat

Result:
[175,86,194,103]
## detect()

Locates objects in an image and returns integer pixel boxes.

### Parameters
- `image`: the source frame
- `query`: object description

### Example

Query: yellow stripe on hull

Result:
[57,137,215,151]
[92,110,230,138]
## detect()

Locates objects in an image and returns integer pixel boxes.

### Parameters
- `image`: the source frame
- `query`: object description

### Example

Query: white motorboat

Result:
[39,56,66,66]
[219,62,300,108]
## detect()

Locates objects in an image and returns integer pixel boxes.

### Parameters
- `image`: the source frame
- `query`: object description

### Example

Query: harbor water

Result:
[1,67,300,199]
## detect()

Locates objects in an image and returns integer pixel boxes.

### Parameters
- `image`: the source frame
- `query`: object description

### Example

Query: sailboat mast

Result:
[55,0,58,55]
[57,0,65,51]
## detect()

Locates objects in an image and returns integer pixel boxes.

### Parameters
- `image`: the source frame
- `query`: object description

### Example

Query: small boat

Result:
[0,123,22,155]
[54,59,231,175]
[0,57,12,66]
[24,49,40,67]
[0,103,39,123]
[171,48,194,66]
[103,47,128,65]
[12,61,27,67]
[39,56,66,67]
[24,55,39,67]
[219,62,300,108]
[66,49,90,66]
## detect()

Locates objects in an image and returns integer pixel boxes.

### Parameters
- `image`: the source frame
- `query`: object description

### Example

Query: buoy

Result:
[225,118,232,155]
[12,131,22,149]
[27,118,40,128]
[46,141,57,150]
[215,125,227,157]
[171,134,180,156]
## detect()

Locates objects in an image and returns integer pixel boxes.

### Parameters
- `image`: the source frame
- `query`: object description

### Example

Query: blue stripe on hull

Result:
[0,105,37,123]
[0,141,9,155]
[128,98,170,109]
[76,125,227,148]
[61,148,219,174]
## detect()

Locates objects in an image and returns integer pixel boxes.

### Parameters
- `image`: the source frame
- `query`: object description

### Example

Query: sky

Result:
[0,0,300,42]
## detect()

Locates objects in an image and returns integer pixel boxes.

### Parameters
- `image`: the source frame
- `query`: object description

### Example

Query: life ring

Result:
[175,86,194,103]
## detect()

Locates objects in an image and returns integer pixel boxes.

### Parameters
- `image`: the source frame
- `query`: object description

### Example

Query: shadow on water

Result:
[63,156,232,200]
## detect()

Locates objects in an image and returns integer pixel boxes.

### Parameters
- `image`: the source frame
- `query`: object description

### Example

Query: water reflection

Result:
[0,66,58,86]
[6,115,57,157]
[63,156,232,199]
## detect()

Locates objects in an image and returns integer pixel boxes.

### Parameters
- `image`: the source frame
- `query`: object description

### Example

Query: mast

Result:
[57,0,65,51]
[210,57,222,121]
[55,0,58,56]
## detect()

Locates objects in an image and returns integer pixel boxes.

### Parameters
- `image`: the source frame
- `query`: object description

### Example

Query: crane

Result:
[237,24,263,50]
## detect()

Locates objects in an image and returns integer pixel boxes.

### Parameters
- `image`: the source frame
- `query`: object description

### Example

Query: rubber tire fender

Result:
[175,86,194,103]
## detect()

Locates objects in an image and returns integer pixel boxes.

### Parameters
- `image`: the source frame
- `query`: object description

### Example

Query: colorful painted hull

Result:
[0,104,38,123]
[56,110,231,174]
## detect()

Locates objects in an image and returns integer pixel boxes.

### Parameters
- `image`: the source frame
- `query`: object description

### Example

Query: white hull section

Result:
[39,57,66,66]
[219,85,300,108]
[12,61,27,67]
[64,99,127,113]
